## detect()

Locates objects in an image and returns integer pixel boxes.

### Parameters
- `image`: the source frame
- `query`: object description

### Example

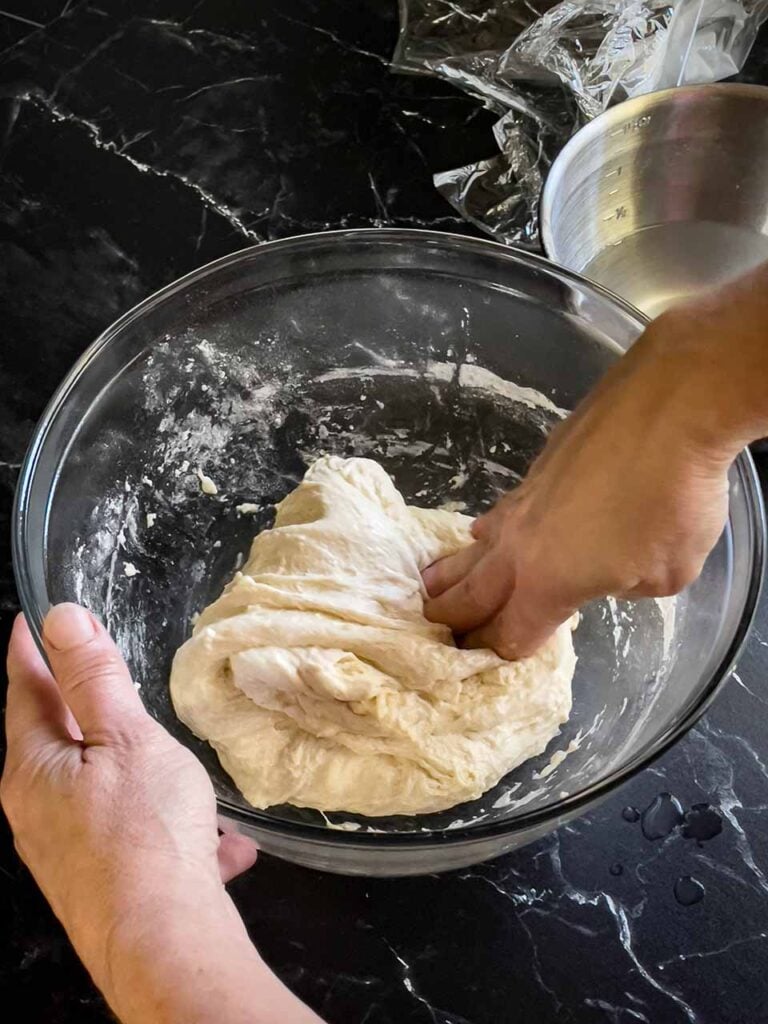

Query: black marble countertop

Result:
[2,4,768,1022]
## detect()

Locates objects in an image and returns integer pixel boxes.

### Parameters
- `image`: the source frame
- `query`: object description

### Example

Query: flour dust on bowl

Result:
[14,230,764,876]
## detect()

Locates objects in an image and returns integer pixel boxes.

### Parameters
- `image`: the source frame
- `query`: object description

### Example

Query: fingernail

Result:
[44,603,97,651]
[422,563,436,588]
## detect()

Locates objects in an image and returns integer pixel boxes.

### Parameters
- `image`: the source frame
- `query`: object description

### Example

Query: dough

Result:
[170,457,576,816]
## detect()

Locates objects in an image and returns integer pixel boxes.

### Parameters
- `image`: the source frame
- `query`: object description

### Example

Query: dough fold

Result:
[170,456,575,816]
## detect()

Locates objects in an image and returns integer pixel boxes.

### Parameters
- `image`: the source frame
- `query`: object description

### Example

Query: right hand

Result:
[423,266,768,659]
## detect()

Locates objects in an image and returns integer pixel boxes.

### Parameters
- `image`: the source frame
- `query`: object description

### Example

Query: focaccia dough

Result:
[170,456,575,816]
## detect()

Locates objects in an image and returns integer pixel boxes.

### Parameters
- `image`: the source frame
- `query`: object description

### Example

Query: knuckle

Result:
[642,579,672,598]
[636,564,697,598]
[87,713,148,750]
[63,649,126,694]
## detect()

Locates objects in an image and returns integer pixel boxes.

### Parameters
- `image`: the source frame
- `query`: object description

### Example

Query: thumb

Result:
[42,603,146,743]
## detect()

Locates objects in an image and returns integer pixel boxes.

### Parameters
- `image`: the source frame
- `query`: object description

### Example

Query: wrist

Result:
[80,872,270,1024]
[639,299,768,463]
[70,864,232,986]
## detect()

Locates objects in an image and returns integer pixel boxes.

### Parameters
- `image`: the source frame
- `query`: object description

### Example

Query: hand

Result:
[2,605,256,938]
[422,291,760,659]
[2,605,320,1023]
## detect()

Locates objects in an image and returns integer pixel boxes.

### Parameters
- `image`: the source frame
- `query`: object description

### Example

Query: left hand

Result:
[1,605,257,972]
[2,605,323,1024]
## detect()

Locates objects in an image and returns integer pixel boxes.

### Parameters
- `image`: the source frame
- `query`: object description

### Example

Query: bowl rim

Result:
[12,226,767,848]
[540,81,768,265]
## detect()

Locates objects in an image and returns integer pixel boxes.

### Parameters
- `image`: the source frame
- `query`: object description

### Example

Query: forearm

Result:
[71,872,321,1024]
[645,259,768,458]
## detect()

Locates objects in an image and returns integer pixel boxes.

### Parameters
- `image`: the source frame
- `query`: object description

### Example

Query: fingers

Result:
[470,512,496,540]
[465,589,577,660]
[42,603,146,744]
[422,543,483,598]
[423,552,515,634]
[5,614,70,763]
[217,833,258,883]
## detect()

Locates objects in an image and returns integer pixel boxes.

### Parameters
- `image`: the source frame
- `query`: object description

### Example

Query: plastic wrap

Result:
[394,0,768,246]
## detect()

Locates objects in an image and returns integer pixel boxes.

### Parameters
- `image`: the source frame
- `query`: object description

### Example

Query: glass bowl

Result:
[14,229,764,876]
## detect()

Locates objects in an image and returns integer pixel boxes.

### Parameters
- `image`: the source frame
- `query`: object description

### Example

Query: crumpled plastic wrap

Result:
[393,0,768,247]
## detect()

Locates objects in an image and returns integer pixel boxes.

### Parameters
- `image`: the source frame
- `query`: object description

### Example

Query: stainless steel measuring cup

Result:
[540,84,768,319]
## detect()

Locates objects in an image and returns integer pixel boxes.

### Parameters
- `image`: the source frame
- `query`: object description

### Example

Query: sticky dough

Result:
[170,457,575,816]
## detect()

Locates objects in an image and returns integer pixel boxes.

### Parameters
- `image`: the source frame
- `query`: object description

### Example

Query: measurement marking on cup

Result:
[610,115,650,139]
[603,205,628,222]
[605,166,623,178]
[623,115,652,133]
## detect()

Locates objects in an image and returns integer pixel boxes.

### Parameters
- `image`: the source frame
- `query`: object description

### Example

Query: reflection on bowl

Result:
[13,230,764,876]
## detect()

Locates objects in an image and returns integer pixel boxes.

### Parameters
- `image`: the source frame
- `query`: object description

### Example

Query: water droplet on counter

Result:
[641,793,683,840]
[682,803,723,843]
[609,863,623,876]
[622,806,640,823]
[674,875,705,906]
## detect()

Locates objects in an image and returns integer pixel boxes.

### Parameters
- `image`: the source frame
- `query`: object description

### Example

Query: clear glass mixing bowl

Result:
[13,230,765,876]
